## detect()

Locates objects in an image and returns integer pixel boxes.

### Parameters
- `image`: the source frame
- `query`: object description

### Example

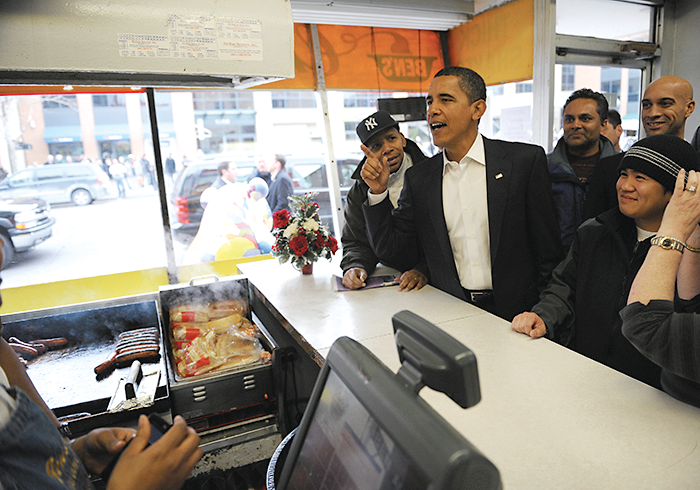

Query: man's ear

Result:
[472,99,487,121]
[399,132,407,148]
[685,100,696,118]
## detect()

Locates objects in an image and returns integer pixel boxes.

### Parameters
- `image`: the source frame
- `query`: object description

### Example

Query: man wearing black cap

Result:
[361,67,563,321]
[341,110,429,290]
[512,134,700,388]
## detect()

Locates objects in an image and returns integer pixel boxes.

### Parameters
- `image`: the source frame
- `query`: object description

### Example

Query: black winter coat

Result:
[340,139,428,276]
[533,208,662,389]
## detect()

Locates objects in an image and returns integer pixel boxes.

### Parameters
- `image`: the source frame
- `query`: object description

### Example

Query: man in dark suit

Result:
[211,160,238,189]
[267,154,295,213]
[361,66,563,321]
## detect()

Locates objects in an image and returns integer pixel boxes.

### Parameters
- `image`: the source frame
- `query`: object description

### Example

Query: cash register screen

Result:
[277,336,502,490]
[285,369,429,490]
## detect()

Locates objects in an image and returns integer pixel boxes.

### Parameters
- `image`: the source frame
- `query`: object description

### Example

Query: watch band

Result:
[651,235,686,253]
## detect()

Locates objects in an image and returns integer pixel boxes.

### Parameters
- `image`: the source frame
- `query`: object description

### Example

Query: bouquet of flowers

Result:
[271,193,338,270]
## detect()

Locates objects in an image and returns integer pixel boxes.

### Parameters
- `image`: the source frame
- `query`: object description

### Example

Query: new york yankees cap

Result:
[356,110,399,145]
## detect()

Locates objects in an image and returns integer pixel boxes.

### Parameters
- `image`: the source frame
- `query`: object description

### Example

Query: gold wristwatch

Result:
[651,236,686,252]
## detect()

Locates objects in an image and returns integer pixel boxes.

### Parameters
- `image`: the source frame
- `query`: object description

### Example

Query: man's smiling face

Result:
[642,77,695,137]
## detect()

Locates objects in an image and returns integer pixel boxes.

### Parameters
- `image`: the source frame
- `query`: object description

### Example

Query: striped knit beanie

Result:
[619,134,700,191]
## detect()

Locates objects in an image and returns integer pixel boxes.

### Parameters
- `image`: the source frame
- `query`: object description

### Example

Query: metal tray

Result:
[158,275,279,423]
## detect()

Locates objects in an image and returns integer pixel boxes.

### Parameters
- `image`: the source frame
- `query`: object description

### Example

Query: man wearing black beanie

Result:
[511,134,700,389]
[584,75,696,220]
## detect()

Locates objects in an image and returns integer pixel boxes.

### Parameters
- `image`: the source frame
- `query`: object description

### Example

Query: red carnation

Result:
[313,231,325,248]
[272,209,291,229]
[289,236,309,256]
[328,236,338,254]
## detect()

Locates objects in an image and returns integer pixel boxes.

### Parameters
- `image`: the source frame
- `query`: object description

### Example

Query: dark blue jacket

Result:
[547,136,616,250]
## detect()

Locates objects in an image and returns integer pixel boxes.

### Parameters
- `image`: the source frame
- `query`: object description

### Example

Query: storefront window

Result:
[0,91,168,289]
[556,0,653,42]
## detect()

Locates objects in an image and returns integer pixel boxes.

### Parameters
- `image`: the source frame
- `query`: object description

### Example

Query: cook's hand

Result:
[360,144,389,195]
[511,312,547,339]
[396,269,427,292]
[107,415,202,490]
[71,426,135,475]
[657,170,700,242]
[342,268,367,289]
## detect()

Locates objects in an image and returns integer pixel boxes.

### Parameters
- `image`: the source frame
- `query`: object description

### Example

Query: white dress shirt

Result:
[442,133,492,290]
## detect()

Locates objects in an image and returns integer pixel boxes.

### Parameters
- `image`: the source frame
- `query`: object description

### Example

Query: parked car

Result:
[0,163,115,206]
[170,155,360,237]
[0,197,56,269]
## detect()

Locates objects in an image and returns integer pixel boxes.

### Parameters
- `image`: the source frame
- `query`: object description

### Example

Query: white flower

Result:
[283,222,298,238]
[303,218,319,232]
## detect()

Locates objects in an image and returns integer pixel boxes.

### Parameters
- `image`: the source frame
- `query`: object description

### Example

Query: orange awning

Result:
[260,24,445,92]
[448,0,534,86]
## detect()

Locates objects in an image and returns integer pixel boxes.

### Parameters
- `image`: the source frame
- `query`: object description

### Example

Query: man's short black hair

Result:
[607,109,621,128]
[218,161,232,176]
[563,88,609,123]
[433,66,487,104]
[275,154,287,169]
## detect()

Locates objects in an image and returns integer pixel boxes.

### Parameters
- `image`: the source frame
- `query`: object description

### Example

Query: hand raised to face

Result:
[360,143,390,195]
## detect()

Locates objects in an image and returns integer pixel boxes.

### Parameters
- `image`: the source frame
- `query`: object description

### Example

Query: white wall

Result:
[660,0,700,141]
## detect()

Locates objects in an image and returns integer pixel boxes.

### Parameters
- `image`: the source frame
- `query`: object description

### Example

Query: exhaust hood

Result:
[0,0,294,88]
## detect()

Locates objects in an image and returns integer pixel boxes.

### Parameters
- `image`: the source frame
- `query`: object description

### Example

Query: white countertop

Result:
[239,258,700,489]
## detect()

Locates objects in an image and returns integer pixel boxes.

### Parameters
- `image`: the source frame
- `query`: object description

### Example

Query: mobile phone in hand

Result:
[147,413,171,444]
[100,413,172,481]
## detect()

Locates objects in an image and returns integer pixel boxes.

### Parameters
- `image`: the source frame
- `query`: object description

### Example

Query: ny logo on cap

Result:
[364,117,378,131]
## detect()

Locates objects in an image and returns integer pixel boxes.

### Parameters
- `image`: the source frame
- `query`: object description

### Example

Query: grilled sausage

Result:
[116,337,158,351]
[94,352,117,375]
[9,337,46,354]
[9,342,39,357]
[30,337,67,349]
[115,348,160,365]
[119,327,159,339]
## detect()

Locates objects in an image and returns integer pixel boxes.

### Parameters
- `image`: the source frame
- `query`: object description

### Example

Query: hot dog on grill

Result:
[119,327,159,339]
[9,337,45,355]
[94,330,160,375]
[9,342,38,357]
[29,337,67,350]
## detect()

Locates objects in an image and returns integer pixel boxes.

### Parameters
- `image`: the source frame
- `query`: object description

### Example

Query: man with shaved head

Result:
[584,75,696,219]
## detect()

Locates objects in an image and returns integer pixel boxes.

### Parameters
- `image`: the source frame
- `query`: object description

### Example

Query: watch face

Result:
[662,238,673,248]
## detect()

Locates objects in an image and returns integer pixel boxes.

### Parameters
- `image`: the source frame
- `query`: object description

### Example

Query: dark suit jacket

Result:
[363,137,563,321]
[211,176,227,190]
[268,170,295,213]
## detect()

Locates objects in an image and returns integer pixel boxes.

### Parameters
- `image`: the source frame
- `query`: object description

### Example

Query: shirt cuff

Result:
[367,189,388,206]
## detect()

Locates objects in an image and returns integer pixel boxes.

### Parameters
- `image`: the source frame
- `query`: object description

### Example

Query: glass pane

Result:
[556,0,653,42]
[0,92,168,288]
[483,82,534,144]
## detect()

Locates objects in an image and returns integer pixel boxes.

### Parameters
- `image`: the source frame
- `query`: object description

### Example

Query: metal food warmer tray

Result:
[158,275,280,449]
